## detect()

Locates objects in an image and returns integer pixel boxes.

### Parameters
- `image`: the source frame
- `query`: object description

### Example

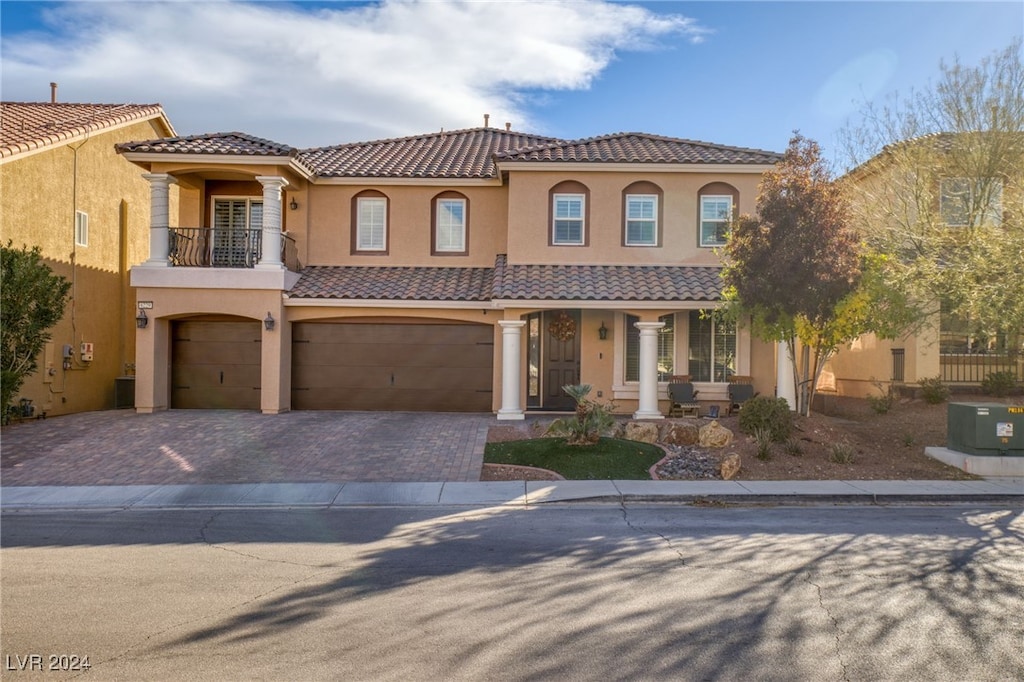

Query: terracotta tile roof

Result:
[289,256,723,303]
[297,127,562,178]
[492,255,722,301]
[115,131,295,156]
[496,132,782,165]
[289,265,494,301]
[0,101,172,159]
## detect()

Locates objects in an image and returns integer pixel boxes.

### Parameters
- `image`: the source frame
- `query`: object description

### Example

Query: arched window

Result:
[697,182,739,247]
[549,180,590,246]
[351,189,389,254]
[431,191,469,255]
[622,181,663,246]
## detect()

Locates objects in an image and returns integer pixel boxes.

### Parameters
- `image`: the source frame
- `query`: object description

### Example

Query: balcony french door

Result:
[212,198,262,267]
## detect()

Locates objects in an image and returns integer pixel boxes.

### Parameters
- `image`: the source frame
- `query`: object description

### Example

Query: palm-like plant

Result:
[546,384,616,446]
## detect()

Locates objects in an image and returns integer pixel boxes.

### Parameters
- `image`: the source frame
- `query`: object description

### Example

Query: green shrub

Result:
[866,380,894,414]
[829,441,855,464]
[546,384,617,445]
[738,396,793,442]
[981,371,1017,397]
[753,427,774,460]
[918,376,949,404]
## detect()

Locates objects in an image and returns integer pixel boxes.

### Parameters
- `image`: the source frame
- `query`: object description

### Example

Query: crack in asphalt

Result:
[615,495,688,567]
[802,572,851,682]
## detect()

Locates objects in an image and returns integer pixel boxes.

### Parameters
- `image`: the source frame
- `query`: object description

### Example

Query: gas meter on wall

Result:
[80,342,94,362]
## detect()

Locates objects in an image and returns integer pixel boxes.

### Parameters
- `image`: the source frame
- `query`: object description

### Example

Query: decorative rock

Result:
[661,422,700,446]
[719,453,741,480]
[654,445,721,480]
[624,421,660,444]
[699,420,734,448]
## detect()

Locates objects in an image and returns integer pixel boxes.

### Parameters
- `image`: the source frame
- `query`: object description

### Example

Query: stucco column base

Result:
[497,409,526,421]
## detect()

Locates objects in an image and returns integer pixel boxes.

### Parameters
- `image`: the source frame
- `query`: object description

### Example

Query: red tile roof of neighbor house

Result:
[288,255,724,302]
[0,102,173,159]
[116,127,783,178]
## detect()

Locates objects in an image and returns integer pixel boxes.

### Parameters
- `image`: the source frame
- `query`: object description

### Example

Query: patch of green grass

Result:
[484,437,663,480]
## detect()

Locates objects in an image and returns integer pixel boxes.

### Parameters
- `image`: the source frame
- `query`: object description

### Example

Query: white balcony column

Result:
[255,175,288,270]
[497,320,526,420]
[633,321,666,420]
[777,341,797,411]
[140,173,176,267]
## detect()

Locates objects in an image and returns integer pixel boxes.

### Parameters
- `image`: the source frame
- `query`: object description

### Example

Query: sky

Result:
[2,0,1022,167]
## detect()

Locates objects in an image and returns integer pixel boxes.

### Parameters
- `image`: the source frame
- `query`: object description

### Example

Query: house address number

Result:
[137,301,153,309]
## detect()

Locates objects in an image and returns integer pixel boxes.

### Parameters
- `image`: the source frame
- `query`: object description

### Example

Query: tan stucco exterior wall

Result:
[505,170,763,265]
[1,117,176,415]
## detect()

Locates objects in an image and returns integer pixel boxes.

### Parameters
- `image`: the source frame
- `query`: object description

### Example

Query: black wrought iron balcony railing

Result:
[167,227,297,270]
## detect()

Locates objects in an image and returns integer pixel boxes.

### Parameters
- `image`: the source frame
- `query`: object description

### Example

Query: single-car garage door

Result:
[172,320,261,409]
[292,321,493,412]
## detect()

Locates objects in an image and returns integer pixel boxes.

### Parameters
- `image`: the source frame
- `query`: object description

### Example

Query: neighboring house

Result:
[0,99,176,416]
[822,132,1023,398]
[117,123,783,418]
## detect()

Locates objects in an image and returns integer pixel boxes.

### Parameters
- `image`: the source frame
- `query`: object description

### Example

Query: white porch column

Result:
[255,175,288,270]
[633,321,666,420]
[497,320,526,420]
[777,341,797,410]
[140,173,175,267]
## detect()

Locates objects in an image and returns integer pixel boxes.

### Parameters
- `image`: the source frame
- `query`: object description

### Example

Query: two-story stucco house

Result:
[822,132,1023,398]
[116,122,784,419]
[0,99,176,416]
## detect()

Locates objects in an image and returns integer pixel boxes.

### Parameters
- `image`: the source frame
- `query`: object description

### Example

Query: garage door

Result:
[172,320,261,409]
[292,322,493,412]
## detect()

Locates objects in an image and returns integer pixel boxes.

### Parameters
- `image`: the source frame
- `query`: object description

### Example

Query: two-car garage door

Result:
[291,321,494,412]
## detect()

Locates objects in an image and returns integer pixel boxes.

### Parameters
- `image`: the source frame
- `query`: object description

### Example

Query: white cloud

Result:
[2,0,708,146]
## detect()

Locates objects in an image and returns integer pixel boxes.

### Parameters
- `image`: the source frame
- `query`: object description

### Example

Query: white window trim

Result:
[625,194,658,246]
[699,194,733,248]
[356,196,388,252]
[436,197,466,252]
[74,210,88,247]
[552,193,585,245]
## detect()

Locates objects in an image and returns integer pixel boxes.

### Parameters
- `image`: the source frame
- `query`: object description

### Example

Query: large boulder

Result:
[719,453,741,480]
[661,422,700,446]
[624,421,660,444]
[699,420,734,448]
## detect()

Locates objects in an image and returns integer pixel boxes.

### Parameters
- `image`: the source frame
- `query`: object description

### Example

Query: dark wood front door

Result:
[543,310,580,411]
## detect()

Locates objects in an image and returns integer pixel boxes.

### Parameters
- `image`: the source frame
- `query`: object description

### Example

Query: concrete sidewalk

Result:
[3,478,1022,510]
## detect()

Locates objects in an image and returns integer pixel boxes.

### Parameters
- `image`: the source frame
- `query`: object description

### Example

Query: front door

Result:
[542,310,580,411]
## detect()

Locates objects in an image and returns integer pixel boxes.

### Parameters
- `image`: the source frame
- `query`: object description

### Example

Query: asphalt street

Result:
[2,503,1023,681]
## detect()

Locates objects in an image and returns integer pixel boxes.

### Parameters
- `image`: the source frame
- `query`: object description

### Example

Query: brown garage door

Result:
[292,321,493,412]
[172,320,261,409]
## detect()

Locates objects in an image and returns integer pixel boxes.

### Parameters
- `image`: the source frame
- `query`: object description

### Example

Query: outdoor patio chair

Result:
[727,376,758,416]
[668,378,700,418]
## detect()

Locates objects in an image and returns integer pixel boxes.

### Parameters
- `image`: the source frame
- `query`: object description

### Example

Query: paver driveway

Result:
[0,410,493,486]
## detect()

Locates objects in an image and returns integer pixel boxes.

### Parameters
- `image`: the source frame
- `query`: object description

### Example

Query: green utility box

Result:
[947,402,1024,456]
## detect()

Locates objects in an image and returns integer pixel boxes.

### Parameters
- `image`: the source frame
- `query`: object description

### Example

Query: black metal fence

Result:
[941,352,1022,383]
[167,228,296,269]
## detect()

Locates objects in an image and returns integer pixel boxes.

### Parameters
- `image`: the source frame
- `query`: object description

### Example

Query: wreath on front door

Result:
[548,311,576,342]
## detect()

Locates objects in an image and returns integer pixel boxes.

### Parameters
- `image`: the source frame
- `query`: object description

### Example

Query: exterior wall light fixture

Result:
[598,321,608,340]
[136,309,148,329]
[289,198,299,210]
[264,312,275,331]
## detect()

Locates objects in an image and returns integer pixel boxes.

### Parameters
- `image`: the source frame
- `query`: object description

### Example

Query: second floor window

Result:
[625,195,658,246]
[75,211,89,247]
[357,196,387,251]
[700,195,732,247]
[940,177,1002,227]
[553,193,585,245]
[435,197,467,253]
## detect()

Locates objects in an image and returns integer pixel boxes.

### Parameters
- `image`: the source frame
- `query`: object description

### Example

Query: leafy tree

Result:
[722,133,862,415]
[1,242,72,412]
[838,39,1024,354]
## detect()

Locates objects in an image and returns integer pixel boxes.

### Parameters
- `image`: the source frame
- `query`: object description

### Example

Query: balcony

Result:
[168,227,299,271]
